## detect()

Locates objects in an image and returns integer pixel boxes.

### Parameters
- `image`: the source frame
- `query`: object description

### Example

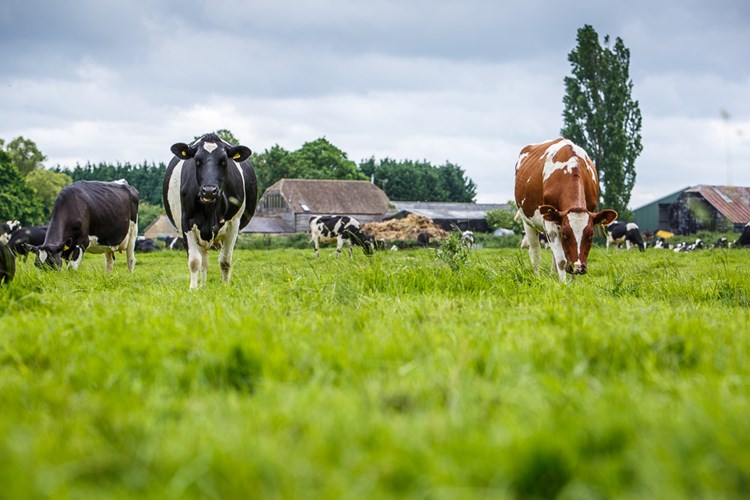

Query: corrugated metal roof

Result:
[264,179,390,215]
[386,201,509,221]
[687,185,750,224]
[242,216,295,234]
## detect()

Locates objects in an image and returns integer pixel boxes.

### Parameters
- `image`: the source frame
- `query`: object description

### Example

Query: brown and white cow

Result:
[514,138,617,281]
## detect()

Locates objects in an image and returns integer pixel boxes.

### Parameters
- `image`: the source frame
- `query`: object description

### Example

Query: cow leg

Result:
[67,247,84,270]
[336,235,345,257]
[522,221,543,273]
[105,250,115,273]
[625,239,632,251]
[313,237,320,258]
[218,221,239,284]
[544,224,568,282]
[126,220,137,272]
[186,230,205,289]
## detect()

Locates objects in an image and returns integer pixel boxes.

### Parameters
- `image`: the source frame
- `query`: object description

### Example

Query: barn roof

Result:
[242,216,294,234]
[385,201,510,221]
[142,214,179,238]
[687,185,750,224]
[266,179,390,215]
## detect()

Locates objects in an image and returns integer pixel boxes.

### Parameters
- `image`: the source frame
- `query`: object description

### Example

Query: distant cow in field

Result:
[163,132,258,289]
[520,231,549,249]
[1,220,21,245]
[734,223,750,248]
[0,241,15,284]
[514,138,617,281]
[713,237,729,249]
[309,215,374,257]
[461,230,475,248]
[8,225,47,260]
[605,221,646,252]
[653,236,669,249]
[134,237,161,253]
[163,235,187,251]
[417,232,431,247]
[33,180,139,272]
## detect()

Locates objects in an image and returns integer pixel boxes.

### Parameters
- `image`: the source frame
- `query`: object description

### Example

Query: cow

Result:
[713,237,729,249]
[134,237,161,253]
[163,132,258,289]
[514,138,617,281]
[461,230,475,248]
[1,220,21,245]
[0,240,15,284]
[605,221,646,252]
[417,232,431,247]
[734,223,750,248]
[653,236,669,249]
[7,225,47,260]
[309,215,374,258]
[32,180,139,272]
[520,231,549,249]
[163,235,187,250]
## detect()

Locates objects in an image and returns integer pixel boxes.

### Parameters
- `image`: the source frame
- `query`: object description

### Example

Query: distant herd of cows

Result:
[1,135,750,287]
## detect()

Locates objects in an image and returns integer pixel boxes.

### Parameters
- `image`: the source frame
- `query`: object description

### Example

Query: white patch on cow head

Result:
[203,142,218,153]
[38,249,48,263]
[567,211,589,256]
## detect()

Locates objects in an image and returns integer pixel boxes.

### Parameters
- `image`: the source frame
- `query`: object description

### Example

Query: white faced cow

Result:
[514,138,617,281]
[309,215,374,258]
[34,180,139,272]
[163,132,258,289]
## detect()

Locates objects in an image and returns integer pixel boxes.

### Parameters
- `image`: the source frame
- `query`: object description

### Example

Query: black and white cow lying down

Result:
[1,220,21,245]
[163,132,258,289]
[33,180,139,272]
[605,221,645,251]
[309,216,374,257]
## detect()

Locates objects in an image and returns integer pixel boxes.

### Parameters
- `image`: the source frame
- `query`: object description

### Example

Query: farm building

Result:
[633,185,750,234]
[142,214,180,239]
[245,179,390,233]
[384,201,510,232]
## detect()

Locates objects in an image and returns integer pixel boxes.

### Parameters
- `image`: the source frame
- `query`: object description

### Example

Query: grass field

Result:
[1,241,749,498]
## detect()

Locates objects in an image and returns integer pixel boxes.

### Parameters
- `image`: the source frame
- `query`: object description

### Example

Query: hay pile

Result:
[363,214,448,241]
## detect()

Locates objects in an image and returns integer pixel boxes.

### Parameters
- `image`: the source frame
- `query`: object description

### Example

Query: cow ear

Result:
[594,209,618,226]
[540,205,561,224]
[227,145,252,162]
[171,143,195,159]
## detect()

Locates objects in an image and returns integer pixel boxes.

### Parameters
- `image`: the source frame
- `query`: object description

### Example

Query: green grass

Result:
[1,244,749,498]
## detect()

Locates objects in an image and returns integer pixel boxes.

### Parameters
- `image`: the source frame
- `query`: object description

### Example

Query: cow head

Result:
[171,133,252,206]
[540,205,617,275]
[347,229,375,255]
[31,240,81,270]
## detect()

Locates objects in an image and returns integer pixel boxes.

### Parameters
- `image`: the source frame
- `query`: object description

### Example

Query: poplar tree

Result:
[561,25,643,217]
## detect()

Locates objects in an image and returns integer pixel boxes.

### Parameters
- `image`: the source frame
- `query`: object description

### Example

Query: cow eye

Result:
[219,159,226,167]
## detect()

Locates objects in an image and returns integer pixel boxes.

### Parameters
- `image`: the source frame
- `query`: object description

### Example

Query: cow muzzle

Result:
[566,261,587,275]
[199,185,220,205]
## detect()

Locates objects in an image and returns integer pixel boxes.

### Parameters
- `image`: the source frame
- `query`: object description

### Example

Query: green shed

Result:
[632,187,686,233]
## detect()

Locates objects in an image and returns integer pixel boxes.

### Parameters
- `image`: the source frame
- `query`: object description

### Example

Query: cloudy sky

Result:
[1,0,748,208]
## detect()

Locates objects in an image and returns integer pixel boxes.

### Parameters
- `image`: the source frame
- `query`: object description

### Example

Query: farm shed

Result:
[633,185,750,234]
[383,201,510,232]
[142,214,180,239]
[669,185,750,234]
[245,179,390,234]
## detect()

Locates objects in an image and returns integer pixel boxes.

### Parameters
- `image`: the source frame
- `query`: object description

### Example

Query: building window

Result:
[261,193,286,211]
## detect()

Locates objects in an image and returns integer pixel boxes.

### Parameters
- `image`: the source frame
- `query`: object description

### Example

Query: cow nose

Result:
[573,263,587,275]
[200,185,219,203]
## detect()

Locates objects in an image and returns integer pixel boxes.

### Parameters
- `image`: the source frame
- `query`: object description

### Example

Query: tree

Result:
[25,169,72,220]
[486,201,523,234]
[138,202,163,232]
[561,24,643,218]
[0,149,44,224]
[6,136,47,176]
[291,138,366,181]
[253,145,298,194]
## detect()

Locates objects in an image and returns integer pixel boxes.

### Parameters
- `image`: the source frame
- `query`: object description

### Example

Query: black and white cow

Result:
[1,220,21,245]
[653,236,669,249]
[134,237,161,253]
[33,180,139,272]
[734,223,750,248]
[163,132,258,289]
[7,225,47,260]
[461,230,475,248]
[309,215,374,257]
[520,232,549,249]
[605,221,645,252]
[713,237,729,249]
[0,240,15,284]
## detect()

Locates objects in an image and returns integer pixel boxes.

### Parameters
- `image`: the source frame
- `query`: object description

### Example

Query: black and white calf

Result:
[7,225,47,260]
[34,180,139,272]
[461,230,475,248]
[163,132,258,289]
[734,223,750,248]
[309,215,374,257]
[1,220,21,245]
[134,237,161,253]
[605,221,645,251]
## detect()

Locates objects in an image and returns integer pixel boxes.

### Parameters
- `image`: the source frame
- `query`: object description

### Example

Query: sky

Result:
[1,0,749,209]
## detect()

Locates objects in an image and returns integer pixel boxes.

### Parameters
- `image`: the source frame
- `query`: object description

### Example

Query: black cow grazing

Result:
[605,221,645,252]
[734,223,750,248]
[163,235,187,251]
[1,220,21,245]
[134,237,161,253]
[163,132,258,289]
[34,180,139,272]
[417,232,431,247]
[309,215,374,257]
[0,241,15,284]
[8,225,47,260]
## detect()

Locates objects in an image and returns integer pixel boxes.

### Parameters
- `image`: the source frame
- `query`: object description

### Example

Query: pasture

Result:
[1,242,749,498]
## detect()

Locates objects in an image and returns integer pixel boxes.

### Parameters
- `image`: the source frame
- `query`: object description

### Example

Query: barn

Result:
[245,179,390,234]
[383,201,510,232]
[143,214,180,239]
[633,185,750,234]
